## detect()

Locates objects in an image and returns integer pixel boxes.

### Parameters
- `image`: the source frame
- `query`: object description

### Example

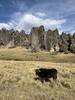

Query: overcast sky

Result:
[0,0,75,33]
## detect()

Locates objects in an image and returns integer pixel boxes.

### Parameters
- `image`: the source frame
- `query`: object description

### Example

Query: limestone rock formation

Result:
[0,28,30,48]
[6,39,15,48]
[31,25,45,51]
[59,32,69,53]
[70,33,75,53]
[0,26,75,53]
[31,26,60,52]
[46,29,59,52]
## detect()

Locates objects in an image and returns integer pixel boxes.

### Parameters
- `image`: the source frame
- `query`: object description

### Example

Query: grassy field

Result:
[0,47,75,63]
[0,47,75,100]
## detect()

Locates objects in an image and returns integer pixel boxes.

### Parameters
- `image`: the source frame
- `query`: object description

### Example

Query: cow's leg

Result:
[41,79,44,83]
[38,77,44,83]
[53,74,57,81]
[45,78,50,82]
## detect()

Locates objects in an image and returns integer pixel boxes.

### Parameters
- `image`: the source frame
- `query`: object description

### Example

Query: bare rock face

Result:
[59,32,70,53]
[31,25,45,51]
[43,31,47,50]
[31,26,60,52]
[46,29,59,52]
[46,30,53,50]
[31,27,40,51]
[6,39,15,48]
[70,39,75,53]
[0,28,30,48]
[70,33,75,53]
[0,28,11,47]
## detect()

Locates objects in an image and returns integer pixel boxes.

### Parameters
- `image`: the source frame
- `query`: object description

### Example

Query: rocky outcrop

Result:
[46,29,59,52]
[31,25,45,51]
[6,39,15,48]
[59,32,71,53]
[0,28,30,48]
[0,26,75,53]
[31,26,60,52]
[70,33,75,53]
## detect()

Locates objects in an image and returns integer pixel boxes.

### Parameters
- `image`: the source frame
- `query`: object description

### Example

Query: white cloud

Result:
[35,12,46,17]
[0,23,11,29]
[0,13,66,33]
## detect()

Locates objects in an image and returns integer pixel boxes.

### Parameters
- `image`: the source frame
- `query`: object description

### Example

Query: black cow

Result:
[35,68,57,83]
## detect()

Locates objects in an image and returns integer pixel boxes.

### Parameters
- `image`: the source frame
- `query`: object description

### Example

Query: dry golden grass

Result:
[0,61,75,100]
[0,47,75,63]
[0,47,75,100]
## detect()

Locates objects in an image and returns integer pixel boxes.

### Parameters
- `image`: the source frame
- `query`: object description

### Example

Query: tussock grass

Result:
[0,61,74,100]
[61,81,71,89]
